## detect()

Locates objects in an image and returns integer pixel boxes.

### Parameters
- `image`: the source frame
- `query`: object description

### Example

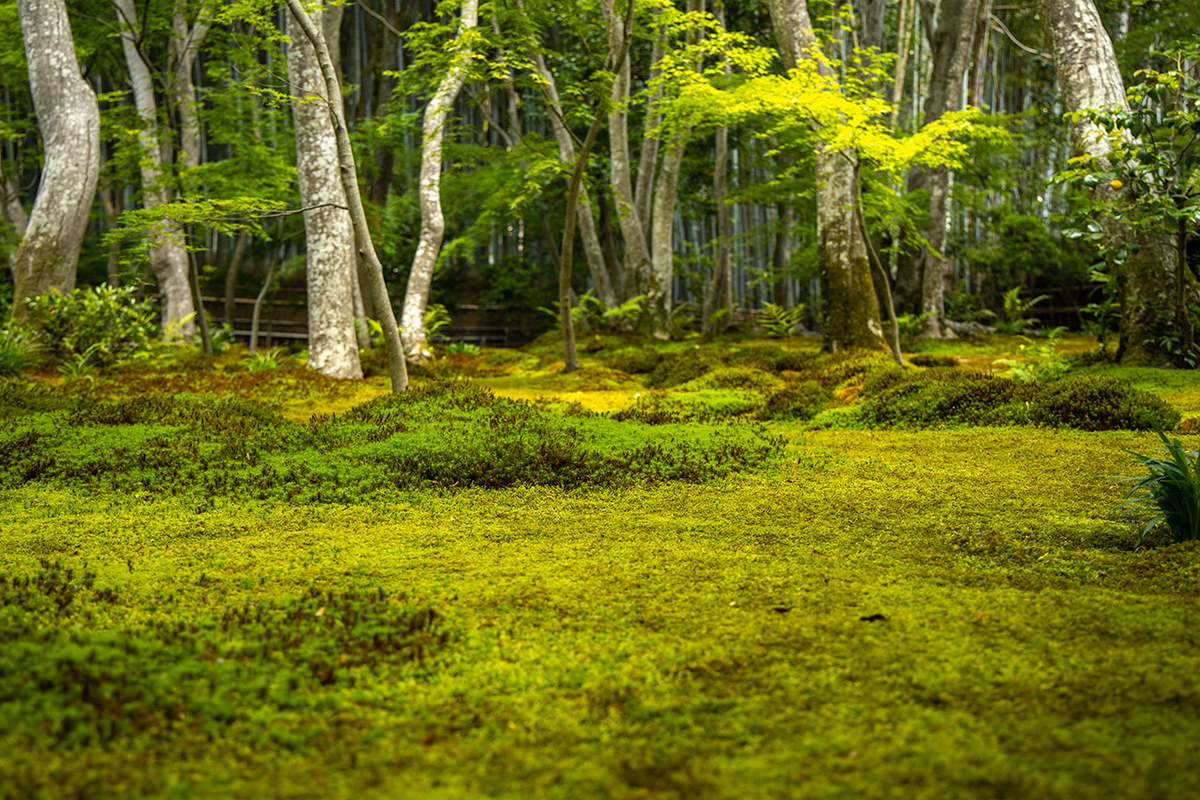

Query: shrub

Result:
[22,285,155,366]
[760,381,835,421]
[645,348,717,389]
[610,348,663,375]
[1026,375,1180,432]
[1119,427,1200,546]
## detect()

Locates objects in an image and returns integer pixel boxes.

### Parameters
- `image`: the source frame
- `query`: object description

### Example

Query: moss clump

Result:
[761,380,836,421]
[610,347,664,375]
[685,366,781,394]
[645,348,718,389]
[1027,375,1180,431]
[910,353,960,368]
[860,371,1180,431]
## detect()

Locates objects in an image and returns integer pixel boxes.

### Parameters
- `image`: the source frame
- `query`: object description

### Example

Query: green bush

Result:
[760,380,836,421]
[0,560,449,749]
[645,348,717,389]
[685,366,780,394]
[610,348,663,375]
[23,285,155,365]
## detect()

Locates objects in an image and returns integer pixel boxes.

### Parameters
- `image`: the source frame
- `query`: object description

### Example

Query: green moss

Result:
[645,347,718,389]
[761,380,837,421]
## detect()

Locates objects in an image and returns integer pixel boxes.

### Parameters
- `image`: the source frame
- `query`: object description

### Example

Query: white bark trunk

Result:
[113,0,194,339]
[11,0,100,317]
[286,4,362,380]
[399,0,478,362]
[600,0,653,295]
[1038,0,1180,364]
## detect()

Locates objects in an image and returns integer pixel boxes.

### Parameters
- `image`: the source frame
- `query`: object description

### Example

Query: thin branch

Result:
[356,0,404,38]
[989,14,1048,58]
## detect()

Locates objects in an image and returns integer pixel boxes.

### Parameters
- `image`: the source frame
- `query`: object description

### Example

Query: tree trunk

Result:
[284,0,408,391]
[634,25,664,232]
[649,131,687,334]
[768,0,885,352]
[10,0,100,319]
[167,2,210,172]
[223,230,248,325]
[1038,0,1181,365]
[399,0,478,363]
[894,0,982,336]
[601,0,654,296]
[286,3,362,380]
[113,0,195,339]
[528,48,618,307]
[703,3,733,337]
[100,185,123,287]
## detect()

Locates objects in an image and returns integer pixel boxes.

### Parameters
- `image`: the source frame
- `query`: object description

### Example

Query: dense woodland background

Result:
[2,0,1199,376]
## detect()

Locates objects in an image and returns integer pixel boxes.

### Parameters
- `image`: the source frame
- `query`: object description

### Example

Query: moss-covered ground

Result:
[2,333,1199,799]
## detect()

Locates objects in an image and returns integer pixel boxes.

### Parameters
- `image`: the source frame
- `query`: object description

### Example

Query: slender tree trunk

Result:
[10,0,100,319]
[768,0,885,352]
[100,185,123,287]
[890,0,913,129]
[703,3,733,337]
[113,0,195,339]
[634,25,664,232]
[528,48,618,307]
[167,2,210,172]
[399,0,478,363]
[284,0,408,391]
[223,230,248,325]
[286,3,362,380]
[1,177,28,241]
[1037,0,1182,365]
[601,0,653,296]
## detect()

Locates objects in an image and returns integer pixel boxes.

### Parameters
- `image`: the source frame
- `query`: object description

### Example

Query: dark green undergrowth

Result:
[856,371,1180,431]
[0,379,785,500]
[0,560,448,752]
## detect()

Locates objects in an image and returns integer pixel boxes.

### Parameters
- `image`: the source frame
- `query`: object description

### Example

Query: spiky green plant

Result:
[760,303,805,338]
[245,350,283,372]
[0,327,39,376]
[1119,426,1200,546]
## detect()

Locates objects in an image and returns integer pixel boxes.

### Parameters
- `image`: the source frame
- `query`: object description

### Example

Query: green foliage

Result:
[425,303,453,341]
[445,341,481,355]
[1120,426,1200,546]
[860,370,1180,431]
[994,328,1073,383]
[759,303,805,338]
[994,287,1049,335]
[909,354,960,368]
[22,285,156,365]
[896,311,934,346]
[245,349,284,372]
[962,213,1091,303]
[0,559,448,749]
[0,325,39,376]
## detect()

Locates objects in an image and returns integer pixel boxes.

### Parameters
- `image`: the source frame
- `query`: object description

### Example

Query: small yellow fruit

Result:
[1110,179,1124,190]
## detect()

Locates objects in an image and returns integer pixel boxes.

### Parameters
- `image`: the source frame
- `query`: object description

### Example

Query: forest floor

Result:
[1,332,1198,799]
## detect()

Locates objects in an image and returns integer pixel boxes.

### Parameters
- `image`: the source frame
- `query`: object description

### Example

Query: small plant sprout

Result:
[1119,426,1200,546]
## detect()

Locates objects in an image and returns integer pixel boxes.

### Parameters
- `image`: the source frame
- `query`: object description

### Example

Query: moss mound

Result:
[1,379,785,498]
[859,371,1179,431]
[645,348,718,388]
[761,380,837,421]
[610,348,664,375]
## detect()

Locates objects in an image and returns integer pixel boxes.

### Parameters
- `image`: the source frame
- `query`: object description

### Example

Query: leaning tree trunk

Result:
[703,2,733,337]
[649,131,687,335]
[528,48,619,307]
[286,4,362,380]
[1038,0,1180,365]
[167,2,210,172]
[399,0,478,363]
[768,0,885,352]
[113,0,195,339]
[10,0,100,319]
